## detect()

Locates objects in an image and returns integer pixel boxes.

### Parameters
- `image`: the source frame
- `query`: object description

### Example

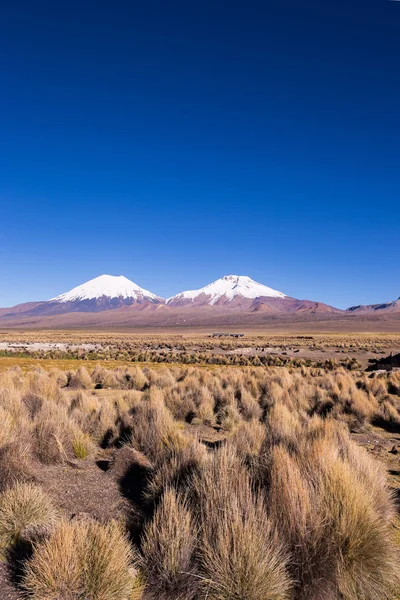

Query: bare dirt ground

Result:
[0,562,20,600]
[34,461,131,522]
[352,425,400,507]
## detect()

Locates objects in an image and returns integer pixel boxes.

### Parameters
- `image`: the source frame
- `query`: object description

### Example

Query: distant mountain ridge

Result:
[347,297,400,314]
[0,273,398,328]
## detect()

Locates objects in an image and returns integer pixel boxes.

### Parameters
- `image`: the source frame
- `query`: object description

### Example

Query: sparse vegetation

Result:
[0,331,399,370]
[0,357,398,599]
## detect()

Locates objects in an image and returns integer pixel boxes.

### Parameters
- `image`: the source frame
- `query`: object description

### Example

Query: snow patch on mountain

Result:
[51,274,160,303]
[167,275,286,305]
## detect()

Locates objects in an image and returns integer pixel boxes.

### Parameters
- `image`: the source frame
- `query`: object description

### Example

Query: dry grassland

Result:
[0,359,399,599]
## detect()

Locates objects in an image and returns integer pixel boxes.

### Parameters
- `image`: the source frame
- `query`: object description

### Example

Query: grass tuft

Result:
[0,483,57,552]
[23,519,136,600]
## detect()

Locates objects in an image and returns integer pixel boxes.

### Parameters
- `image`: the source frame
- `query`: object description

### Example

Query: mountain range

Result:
[0,274,398,329]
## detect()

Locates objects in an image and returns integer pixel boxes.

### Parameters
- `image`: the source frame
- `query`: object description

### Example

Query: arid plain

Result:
[0,327,399,599]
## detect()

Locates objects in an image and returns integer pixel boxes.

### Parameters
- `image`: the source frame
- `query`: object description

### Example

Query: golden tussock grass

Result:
[23,519,137,600]
[141,487,197,599]
[0,362,398,599]
[193,446,292,600]
[0,483,57,552]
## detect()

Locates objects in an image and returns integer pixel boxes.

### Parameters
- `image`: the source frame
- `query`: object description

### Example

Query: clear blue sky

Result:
[1,0,399,309]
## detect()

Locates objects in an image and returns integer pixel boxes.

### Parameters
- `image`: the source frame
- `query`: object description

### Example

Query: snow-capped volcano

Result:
[167,275,286,307]
[20,274,166,315]
[51,274,160,303]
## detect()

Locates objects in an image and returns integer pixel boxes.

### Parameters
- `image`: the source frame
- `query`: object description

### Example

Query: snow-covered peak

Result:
[167,275,286,305]
[51,275,160,303]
